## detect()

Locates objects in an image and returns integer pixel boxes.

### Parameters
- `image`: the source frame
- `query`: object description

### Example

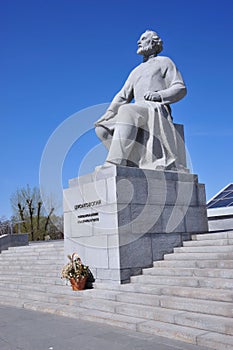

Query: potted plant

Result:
[61,253,93,290]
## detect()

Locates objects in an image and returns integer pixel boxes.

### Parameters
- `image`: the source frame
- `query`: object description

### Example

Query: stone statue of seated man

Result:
[95,29,188,171]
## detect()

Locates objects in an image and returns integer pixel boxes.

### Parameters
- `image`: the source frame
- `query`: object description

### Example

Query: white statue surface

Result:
[95,30,187,171]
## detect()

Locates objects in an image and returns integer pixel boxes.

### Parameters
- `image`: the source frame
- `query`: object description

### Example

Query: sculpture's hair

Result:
[145,30,163,54]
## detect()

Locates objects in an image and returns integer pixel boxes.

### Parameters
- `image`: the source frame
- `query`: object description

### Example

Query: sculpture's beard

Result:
[137,42,155,56]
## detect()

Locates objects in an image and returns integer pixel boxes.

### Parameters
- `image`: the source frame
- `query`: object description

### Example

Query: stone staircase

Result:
[0,233,233,349]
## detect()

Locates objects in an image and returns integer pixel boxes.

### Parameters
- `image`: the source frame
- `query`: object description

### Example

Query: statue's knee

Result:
[95,126,109,141]
[117,105,136,125]
[95,126,104,140]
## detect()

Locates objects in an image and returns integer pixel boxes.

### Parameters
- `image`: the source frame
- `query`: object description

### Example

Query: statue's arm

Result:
[157,82,187,104]
[95,78,134,125]
[110,79,134,106]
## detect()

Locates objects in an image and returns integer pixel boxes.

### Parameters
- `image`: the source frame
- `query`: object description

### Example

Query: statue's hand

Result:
[94,111,115,126]
[144,91,162,102]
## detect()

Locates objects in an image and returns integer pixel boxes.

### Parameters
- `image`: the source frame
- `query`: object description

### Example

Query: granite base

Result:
[63,166,208,283]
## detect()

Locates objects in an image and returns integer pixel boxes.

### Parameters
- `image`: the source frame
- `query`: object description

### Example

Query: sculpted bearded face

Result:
[137,30,163,57]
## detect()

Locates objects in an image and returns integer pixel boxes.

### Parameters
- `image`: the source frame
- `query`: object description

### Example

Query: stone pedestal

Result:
[63,166,208,283]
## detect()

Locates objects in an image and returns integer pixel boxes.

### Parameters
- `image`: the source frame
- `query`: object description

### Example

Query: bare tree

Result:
[0,216,11,236]
[10,185,63,241]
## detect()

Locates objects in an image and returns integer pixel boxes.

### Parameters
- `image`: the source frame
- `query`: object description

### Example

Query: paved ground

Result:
[0,305,210,350]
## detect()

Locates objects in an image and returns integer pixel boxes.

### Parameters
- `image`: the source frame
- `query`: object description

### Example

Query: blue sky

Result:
[1,0,233,218]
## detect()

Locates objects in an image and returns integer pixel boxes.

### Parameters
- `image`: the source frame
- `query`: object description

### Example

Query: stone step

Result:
[28,303,232,350]
[5,245,64,251]
[94,281,233,303]
[193,231,233,241]
[173,311,233,336]
[158,295,233,318]
[116,291,233,317]
[159,285,233,303]
[164,252,233,260]
[115,302,233,336]
[115,301,184,323]
[0,296,25,308]
[77,296,233,336]
[92,288,233,317]
[6,270,60,278]
[0,266,62,275]
[154,259,233,269]
[83,288,121,301]
[1,234,233,349]
[138,320,233,350]
[46,283,87,296]
[143,267,233,279]
[0,288,21,298]
[183,238,233,247]
[79,298,124,313]
[5,247,50,253]
[9,241,64,247]
[0,295,141,332]
[26,289,85,304]
[0,279,94,303]
[0,259,64,266]
[1,248,64,255]
[0,275,63,286]
[130,274,233,289]
[26,300,233,349]
[14,280,231,318]
[22,300,145,331]
[90,287,233,318]
[0,256,64,263]
[197,332,233,350]
[94,282,233,303]
[116,291,160,306]
[0,285,87,307]
[174,246,233,253]
[0,283,65,295]
[1,252,63,259]
[138,319,206,345]
[7,245,64,253]
[1,286,233,347]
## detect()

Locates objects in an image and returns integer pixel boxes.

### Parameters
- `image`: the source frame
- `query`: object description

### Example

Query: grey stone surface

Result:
[93,165,198,182]
[96,268,121,282]
[161,206,186,233]
[151,233,190,261]
[208,218,233,232]
[197,184,207,206]
[0,305,210,350]
[185,206,209,233]
[130,204,163,234]
[175,181,197,206]
[119,233,152,269]
[117,176,148,204]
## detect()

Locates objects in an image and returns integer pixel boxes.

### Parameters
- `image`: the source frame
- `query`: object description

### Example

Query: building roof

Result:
[207,183,233,209]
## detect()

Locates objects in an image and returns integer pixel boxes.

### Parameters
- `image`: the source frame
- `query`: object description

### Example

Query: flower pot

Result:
[70,277,87,291]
